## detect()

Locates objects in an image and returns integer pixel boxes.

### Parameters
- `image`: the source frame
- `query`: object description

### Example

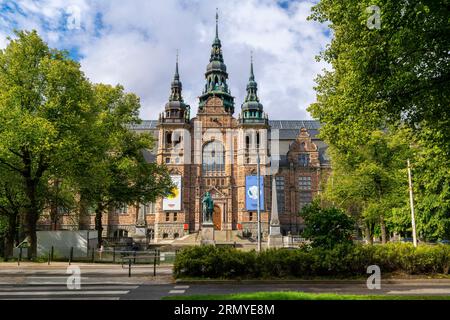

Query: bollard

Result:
[91,248,95,263]
[69,247,74,265]
[51,246,54,262]
[48,251,51,265]
[133,251,136,264]
[128,259,131,277]
[113,246,116,263]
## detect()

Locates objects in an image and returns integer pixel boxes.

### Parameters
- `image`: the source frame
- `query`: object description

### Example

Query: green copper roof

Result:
[199,10,235,114]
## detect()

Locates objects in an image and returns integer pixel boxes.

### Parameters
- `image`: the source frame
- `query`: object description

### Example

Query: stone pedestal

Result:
[201,223,215,246]
[268,228,283,248]
[134,226,147,244]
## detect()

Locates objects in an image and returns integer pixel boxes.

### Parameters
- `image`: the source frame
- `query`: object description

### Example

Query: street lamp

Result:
[407,159,418,247]
[257,150,261,252]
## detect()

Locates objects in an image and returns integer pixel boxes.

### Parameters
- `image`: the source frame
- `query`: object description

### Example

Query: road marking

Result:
[0,286,138,291]
[174,285,189,289]
[0,297,121,300]
[387,288,450,295]
[169,290,185,294]
[0,290,130,296]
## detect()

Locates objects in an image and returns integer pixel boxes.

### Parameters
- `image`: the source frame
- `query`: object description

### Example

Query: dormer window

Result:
[298,153,310,167]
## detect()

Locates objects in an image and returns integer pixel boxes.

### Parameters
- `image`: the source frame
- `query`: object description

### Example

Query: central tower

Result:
[198,10,235,114]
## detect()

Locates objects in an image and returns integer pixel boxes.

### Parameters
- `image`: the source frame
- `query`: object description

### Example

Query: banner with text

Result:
[163,175,182,211]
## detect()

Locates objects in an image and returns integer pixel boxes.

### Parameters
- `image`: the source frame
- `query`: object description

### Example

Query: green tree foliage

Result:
[308,0,450,241]
[0,30,95,258]
[412,128,450,241]
[324,129,411,243]
[309,0,450,151]
[300,201,355,249]
[0,31,173,257]
[75,84,173,247]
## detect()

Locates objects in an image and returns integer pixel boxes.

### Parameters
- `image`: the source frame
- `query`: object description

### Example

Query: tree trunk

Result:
[95,204,104,248]
[365,223,374,245]
[3,212,18,261]
[380,217,387,244]
[23,177,39,260]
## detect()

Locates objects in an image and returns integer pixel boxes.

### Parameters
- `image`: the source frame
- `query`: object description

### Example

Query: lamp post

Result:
[407,159,418,247]
[257,151,261,252]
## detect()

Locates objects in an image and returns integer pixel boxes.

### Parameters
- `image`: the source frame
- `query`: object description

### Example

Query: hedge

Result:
[173,243,450,279]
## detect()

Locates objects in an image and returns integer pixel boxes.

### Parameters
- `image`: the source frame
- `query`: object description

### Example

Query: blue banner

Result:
[245,176,264,211]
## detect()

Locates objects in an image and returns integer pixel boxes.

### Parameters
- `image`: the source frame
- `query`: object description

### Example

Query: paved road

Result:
[2,263,450,300]
[3,280,450,300]
[123,281,450,300]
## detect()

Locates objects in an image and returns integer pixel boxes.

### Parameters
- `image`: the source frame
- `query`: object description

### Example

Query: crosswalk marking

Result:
[0,282,137,300]
[0,285,138,291]
[169,290,185,294]
[174,285,189,289]
[0,290,130,296]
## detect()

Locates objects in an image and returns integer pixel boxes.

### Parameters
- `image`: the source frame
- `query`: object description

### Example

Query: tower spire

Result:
[250,51,255,81]
[174,49,179,80]
[215,8,219,39]
[240,52,265,123]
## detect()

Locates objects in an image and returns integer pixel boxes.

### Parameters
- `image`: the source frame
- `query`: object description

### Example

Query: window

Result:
[249,212,254,221]
[298,153,310,167]
[298,176,312,190]
[140,202,156,215]
[163,233,168,239]
[165,212,170,222]
[299,192,313,210]
[174,233,179,239]
[256,132,260,149]
[173,212,178,222]
[114,229,128,238]
[245,135,250,150]
[275,176,285,214]
[166,131,172,144]
[115,204,128,215]
[202,140,225,173]
[165,157,171,164]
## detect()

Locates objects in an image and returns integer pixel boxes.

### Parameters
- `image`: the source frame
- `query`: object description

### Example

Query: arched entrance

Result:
[213,205,221,230]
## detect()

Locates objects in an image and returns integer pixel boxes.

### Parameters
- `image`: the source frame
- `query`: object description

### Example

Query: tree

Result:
[323,129,411,244]
[300,201,355,249]
[308,0,450,242]
[76,84,173,247]
[0,30,96,258]
[0,171,27,260]
[309,0,450,154]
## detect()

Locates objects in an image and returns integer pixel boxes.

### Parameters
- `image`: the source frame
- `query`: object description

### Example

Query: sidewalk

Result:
[0,262,174,278]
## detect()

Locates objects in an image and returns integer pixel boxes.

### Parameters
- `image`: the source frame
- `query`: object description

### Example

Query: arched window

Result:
[202,140,225,173]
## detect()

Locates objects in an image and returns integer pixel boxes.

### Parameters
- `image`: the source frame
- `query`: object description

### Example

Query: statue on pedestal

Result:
[202,192,214,224]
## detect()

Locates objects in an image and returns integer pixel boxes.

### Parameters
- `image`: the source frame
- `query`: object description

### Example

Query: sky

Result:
[0,0,331,120]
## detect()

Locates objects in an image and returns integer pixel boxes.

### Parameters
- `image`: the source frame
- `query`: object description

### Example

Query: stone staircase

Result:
[170,230,261,249]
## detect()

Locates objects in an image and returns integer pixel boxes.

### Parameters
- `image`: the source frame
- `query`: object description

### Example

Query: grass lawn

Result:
[164,291,450,300]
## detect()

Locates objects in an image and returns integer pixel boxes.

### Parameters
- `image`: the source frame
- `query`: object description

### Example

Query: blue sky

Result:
[0,0,331,120]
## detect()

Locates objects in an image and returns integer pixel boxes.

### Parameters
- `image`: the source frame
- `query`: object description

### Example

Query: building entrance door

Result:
[213,205,221,230]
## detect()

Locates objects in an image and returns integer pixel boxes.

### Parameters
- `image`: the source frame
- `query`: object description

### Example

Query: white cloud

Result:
[0,0,331,120]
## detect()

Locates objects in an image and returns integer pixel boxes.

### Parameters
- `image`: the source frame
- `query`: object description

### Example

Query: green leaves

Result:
[300,202,355,249]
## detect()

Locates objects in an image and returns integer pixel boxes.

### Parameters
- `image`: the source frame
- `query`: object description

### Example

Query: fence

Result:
[12,246,178,266]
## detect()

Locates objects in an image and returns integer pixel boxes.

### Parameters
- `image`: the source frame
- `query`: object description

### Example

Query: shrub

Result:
[174,243,450,279]
[300,202,355,249]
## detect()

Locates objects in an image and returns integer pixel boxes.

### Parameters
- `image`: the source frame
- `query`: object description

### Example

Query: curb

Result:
[175,279,450,285]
